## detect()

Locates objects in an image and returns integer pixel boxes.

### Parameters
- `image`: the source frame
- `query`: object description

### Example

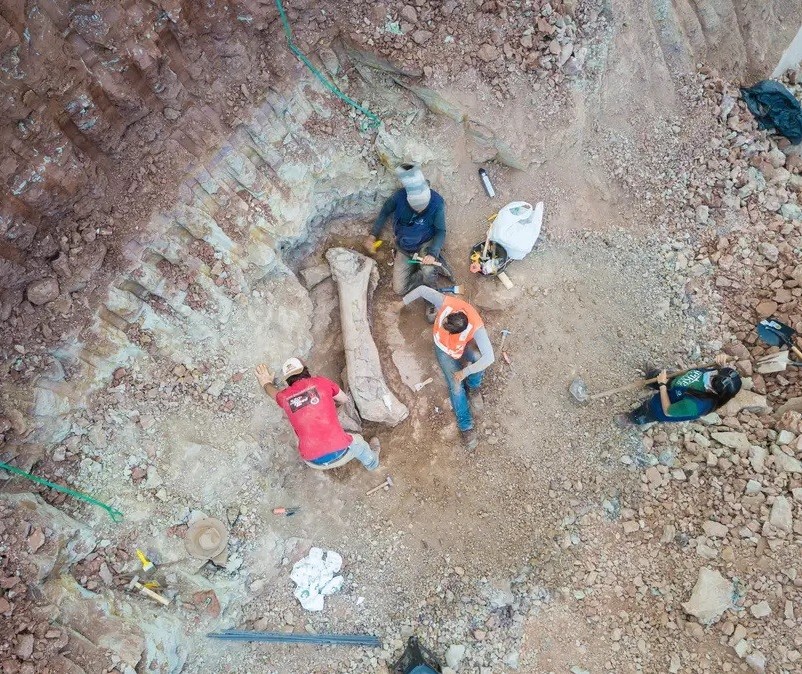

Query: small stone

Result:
[400,5,417,23]
[27,528,45,553]
[778,430,796,445]
[696,205,710,224]
[755,300,778,317]
[164,107,180,120]
[300,264,331,289]
[412,29,433,45]
[750,600,771,618]
[26,278,60,305]
[702,521,728,538]
[769,496,793,532]
[772,447,802,473]
[477,44,500,62]
[745,651,766,673]
[645,466,662,485]
[445,644,466,669]
[712,432,751,451]
[16,633,34,659]
[758,242,779,262]
[745,479,762,495]
[623,520,640,534]
[768,147,787,168]
[99,562,113,585]
[682,567,734,624]
[749,446,768,473]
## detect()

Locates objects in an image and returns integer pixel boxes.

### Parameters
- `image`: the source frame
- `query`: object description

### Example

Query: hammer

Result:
[499,329,511,353]
[366,475,394,496]
[126,574,170,606]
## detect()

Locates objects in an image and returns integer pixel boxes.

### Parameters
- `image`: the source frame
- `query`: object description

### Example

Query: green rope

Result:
[274,0,381,130]
[0,461,124,522]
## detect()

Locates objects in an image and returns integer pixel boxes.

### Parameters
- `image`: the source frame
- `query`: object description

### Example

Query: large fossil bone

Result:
[325,248,408,426]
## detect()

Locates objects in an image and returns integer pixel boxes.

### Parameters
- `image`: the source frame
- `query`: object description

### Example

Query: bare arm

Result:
[255,363,279,399]
[333,390,349,404]
[657,370,671,415]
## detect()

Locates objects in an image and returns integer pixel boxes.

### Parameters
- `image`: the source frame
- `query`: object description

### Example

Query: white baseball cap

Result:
[281,357,305,379]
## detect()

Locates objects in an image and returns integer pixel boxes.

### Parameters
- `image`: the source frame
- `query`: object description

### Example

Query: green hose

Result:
[274,0,381,130]
[0,461,124,522]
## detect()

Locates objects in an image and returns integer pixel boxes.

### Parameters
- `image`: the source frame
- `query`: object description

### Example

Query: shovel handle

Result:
[792,345,802,361]
[588,362,718,401]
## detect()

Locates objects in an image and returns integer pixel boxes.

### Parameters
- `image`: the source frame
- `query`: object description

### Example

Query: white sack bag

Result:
[489,201,544,260]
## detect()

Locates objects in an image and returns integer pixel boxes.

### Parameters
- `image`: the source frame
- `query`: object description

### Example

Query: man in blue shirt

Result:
[364,163,451,294]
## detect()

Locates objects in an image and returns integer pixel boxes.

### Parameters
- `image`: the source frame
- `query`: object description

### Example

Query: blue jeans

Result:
[307,434,379,471]
[434,345,483,431]
[346,435,380,470]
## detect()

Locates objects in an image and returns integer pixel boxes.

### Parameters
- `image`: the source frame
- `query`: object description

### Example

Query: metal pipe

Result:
[207,630,382,647]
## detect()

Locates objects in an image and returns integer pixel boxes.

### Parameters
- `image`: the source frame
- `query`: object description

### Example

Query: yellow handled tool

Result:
[136,549,154,572]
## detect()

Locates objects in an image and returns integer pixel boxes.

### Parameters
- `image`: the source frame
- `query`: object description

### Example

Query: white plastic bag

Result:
[489,201,544,260]
[290,547,344,611]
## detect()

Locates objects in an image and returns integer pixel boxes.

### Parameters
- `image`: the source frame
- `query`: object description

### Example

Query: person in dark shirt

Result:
[620,355,741,425]
[364,163,452,295]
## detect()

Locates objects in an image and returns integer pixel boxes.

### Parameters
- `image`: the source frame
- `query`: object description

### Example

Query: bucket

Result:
[469,240,510,276]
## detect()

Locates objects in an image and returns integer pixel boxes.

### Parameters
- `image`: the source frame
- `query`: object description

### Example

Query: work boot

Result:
[467,387,484,413]
[369,436,381,463]
[614,414,634,429]
[461,428,478,451]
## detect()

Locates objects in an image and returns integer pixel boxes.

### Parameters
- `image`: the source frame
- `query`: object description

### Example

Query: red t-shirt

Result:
[275,376,353,461]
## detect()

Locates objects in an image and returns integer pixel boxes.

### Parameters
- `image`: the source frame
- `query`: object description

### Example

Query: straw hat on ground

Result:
[185,517,229,564]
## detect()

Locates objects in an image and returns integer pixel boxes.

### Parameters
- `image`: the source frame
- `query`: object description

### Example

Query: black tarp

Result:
[741,80,802,144]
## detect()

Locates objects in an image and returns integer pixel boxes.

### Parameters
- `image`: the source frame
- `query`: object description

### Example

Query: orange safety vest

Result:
[433,296,484,359]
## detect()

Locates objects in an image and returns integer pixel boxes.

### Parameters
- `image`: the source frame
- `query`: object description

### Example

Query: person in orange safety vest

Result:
[393,287,494,449]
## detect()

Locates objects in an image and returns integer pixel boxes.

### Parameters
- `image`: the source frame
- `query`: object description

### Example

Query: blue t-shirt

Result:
[372,189,446,255]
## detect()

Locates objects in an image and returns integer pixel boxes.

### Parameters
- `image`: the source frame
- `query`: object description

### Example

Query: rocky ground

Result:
[2,1,802,673]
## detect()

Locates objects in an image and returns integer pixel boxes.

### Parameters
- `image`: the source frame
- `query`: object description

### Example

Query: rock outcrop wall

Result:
[656,0,802,82]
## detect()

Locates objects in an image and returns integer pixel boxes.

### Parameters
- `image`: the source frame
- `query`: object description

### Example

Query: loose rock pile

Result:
[323,0,608,97]
[572,68,802,674]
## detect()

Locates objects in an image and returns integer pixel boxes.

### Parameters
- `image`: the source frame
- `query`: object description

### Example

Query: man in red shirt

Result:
[255,358,380,471]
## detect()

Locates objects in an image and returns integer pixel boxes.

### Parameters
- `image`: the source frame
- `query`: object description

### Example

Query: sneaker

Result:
[461,428,478,450]
[467,387,484,413]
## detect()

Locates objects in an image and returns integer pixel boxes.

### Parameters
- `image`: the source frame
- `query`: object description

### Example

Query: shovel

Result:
[756,318,802,361]
[570,362,718,404]
[755,350,802,374]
